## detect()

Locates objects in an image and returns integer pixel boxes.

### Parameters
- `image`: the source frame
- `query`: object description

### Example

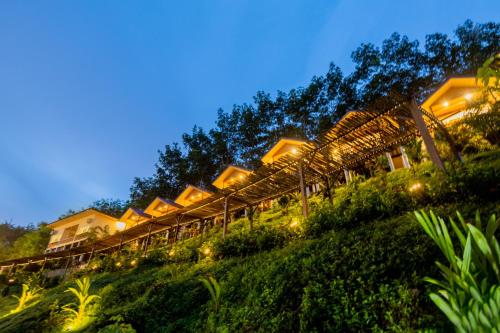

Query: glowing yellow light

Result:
[91,265,98,270]
[130,259,137,266]
[409,182,423,192]
[443,101,449,107]
[115,221,126,231]
[169,250,175,257]
[8,278,15,283]
[289,218,300,228]
[464,93,473,101]
[115,262,122,267]
[203,248,211,255]
[239,174,244,179]
[291,148,298,154]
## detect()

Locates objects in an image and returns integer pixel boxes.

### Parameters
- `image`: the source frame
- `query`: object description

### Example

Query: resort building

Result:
[144,197,183,217]
[421,77,486,124]
[212,165,252,189]
[119,208,150,229]
[261,138,309,164]
[174,185,213,206]
[45,209,118,254]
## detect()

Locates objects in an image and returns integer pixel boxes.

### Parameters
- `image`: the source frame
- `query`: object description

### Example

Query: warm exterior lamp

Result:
[289,217,300,228]
[464,93,473,101]
[292,148,298,154]
[409,182,423,192]
[130,259,137,266]
[443,101,449,107]
[116,221,126,231]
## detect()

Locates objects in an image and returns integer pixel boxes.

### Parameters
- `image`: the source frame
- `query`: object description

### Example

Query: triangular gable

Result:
[144,197,183,217]
[261,138,309,164]
[174,185,213,207]
[212,165,252,189]
[119,208,150,226]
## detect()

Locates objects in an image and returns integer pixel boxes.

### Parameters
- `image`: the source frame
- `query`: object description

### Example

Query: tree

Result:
[89,199,129,218]
[7,223,51,259]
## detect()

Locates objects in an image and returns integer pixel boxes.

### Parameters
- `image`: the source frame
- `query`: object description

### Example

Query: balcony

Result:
[46,233,88,249]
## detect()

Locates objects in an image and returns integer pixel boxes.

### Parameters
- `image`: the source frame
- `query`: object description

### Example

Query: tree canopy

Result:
[128,20,500,209]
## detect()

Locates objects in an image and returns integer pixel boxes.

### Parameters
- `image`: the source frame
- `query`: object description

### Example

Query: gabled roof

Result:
[421,77,480,112]
[48,208,117,228]
[261,138,310,164]
[119,208,150,224]
[144,197,183,217]
[212,165,252,189]
[174,185,213,207]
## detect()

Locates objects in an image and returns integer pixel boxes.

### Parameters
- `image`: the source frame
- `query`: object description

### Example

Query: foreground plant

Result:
[62,277,100,331]
[415,210,500,332]
[199,275,221,313]
[4,283,43,317]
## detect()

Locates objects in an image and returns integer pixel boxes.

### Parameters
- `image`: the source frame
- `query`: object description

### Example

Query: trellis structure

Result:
[0,97,451,272]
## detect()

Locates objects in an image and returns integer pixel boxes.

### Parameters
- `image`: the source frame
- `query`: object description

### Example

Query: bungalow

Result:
[261,138,309,164]
[421,77,487,124]
[174,185,213,207]
[144,197,183,217]
[45,209,118,253]
[119,208,150,229]
[212,165,252,190]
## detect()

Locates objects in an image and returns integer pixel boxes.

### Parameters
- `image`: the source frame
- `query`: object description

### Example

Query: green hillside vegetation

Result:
[1,149,499,332]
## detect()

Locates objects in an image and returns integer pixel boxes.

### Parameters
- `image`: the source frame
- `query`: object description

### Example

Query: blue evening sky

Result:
[0,1,498,226]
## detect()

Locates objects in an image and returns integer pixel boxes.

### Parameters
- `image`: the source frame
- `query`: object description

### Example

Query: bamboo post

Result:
[143,222,153,254]
[400,146,411,168]
[63,253,72,277]
[223,196,230,238]
[385,152,396,171]
[88,246,95,263]
[409,99,445,171]
[40,257,47,271]
[117,234,124,252]
[323,176,333,205]
[298,162,309,218]
[174,215,182,243]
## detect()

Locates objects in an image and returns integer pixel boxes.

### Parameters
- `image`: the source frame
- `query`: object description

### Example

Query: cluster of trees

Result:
[0,222,51,261]
[129,20,499,208]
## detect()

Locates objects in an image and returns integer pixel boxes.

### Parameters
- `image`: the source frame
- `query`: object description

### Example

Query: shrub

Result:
[416,210,500,332]
[211,224,293,258]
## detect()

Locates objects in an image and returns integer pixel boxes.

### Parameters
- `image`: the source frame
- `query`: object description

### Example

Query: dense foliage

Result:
[0,223,51,261]
[0,149,499,332]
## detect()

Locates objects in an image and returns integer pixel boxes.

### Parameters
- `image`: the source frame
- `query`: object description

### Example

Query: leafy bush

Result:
[303,153,500,238]
[416,210,500,332]
[211,224,293,258]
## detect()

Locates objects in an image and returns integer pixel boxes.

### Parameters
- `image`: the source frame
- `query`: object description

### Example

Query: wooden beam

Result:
[409,99,445,171]
[88,246,95,263]
[143,222,153,254]
[385,152,396,171]
[223,196,230,238]
[174,215,183,242]
[298,162,309,217]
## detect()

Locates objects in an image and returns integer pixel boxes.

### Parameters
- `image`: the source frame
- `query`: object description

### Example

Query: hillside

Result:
[1,150,499,332]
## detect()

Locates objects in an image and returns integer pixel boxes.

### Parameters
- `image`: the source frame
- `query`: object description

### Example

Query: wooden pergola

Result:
[0,97,449,270]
